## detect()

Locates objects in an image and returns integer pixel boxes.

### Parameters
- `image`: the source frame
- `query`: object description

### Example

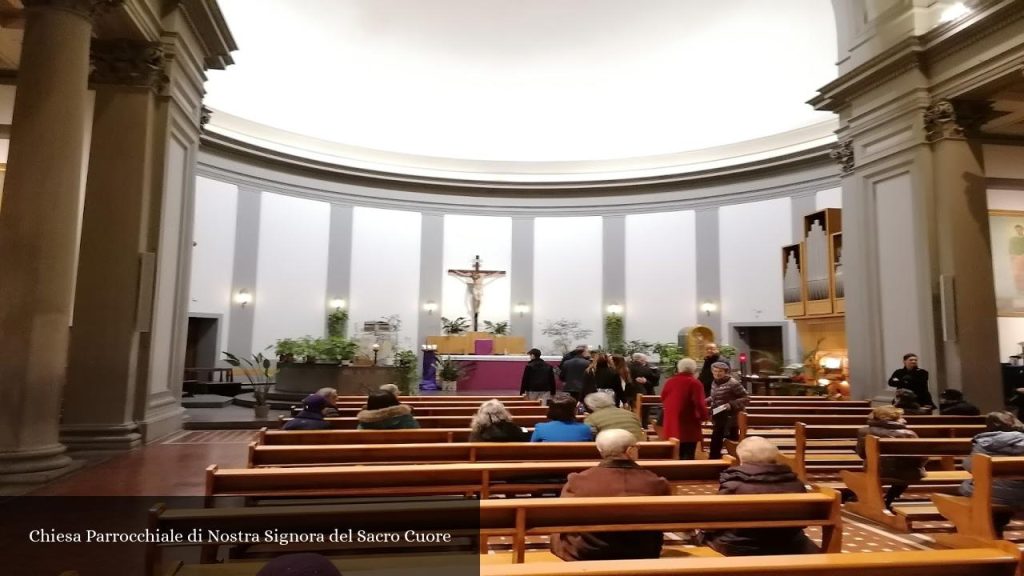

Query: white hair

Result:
[379,384,400,395]
[596,428,638,458]
[470,399,514,433]
[736,436,778,465]
[677,357,698,375]
[632,353,647,362]
[584,391,616,411]
[316,387,338,399]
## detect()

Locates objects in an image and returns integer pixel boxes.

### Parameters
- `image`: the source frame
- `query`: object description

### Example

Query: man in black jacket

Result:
[698,343,727,396]
[628,353,660,395]
[521,348,556,400]
[559,346,591,401]
[887,353,933,408]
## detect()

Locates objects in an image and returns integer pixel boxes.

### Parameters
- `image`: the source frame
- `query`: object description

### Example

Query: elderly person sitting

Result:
[317,387,340,418]
[702,436,818,556]
[583,391,646,442]
[660,357,708,460]
[469,399,529,442]
[551,429,671,561]
[356,391,419,430]
[379,383,400,396]
[856,405,925,510]
[531,393,593,442]
[960,411,1024,535]
[283,395,331,430]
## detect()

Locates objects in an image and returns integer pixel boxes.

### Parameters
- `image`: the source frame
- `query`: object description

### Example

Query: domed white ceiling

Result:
[204,0,838,177]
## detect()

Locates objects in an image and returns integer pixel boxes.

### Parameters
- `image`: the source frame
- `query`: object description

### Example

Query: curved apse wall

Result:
[190,142,842,362]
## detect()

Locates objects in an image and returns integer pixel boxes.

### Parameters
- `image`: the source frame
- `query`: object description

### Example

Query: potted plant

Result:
[320,336,359,365]
[441,316,470,335]
[653,342,682,376]
[222,348,273,419]
[435,355,464,392]
[298,336,319,363]
[482,320,510,335]
[393,349,418,395]
[604,314,625,354]
[327,309,349,338]
[274,338,300,363]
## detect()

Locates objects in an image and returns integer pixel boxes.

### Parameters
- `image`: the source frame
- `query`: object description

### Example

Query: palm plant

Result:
[482,320,510,335]
[222,348,273,407]
[441,316,470,335]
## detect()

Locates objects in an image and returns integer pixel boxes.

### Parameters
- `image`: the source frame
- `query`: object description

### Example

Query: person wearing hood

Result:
[356,391,419,430]
[856,405,926,510]
[283,394,331,430]
[707,362,749,460]
[701,436,818,556]
[520,348,556,400]
[960,411,1024,535]
[939,389,981,416]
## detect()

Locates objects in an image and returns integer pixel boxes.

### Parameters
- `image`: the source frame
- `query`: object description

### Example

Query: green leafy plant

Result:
[298,336,320,362]
[718,345,738,359]
[541,319,594,354]
[393,349,419,395]
[482,320,510,335]
[654,343,683,376]
[222,348,273,406]
[327,309,349,338]
[435,355,464,382]
[274,338,301,363]
[624,340,655,356]
[441,316,470,335]
[604,314,625,355]
[319,336,359,363]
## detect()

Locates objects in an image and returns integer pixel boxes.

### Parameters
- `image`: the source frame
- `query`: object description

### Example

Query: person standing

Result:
[887,353,934,408]
[660,358,708,459]
[707,362,749,459]
[629,353,661,395]
[559,347,591,401]
[582,353,625,407]
[520,348,556,401]
[610,354,637,407]
[698,343,728,397]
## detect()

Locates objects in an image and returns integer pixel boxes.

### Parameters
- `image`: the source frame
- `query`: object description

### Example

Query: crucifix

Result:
[448,255,507,332]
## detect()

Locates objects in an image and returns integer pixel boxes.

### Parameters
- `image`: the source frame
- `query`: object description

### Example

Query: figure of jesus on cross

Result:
[448,255,506,332]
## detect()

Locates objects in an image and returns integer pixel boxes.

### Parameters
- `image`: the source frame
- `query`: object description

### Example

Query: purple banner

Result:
[420,349,439,391]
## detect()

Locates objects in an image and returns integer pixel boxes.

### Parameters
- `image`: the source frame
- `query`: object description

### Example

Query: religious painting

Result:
[990,210,1024,317]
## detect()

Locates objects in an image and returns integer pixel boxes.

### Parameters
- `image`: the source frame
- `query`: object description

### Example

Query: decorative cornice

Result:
[829,140,855,176]
[90,39,168,92]
[23,0,122,19]
[199,105,212,131]
[923,99,995,142]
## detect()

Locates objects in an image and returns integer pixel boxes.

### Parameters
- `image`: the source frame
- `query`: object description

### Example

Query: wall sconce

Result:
[328,298,346,310]
[235,289,252,308]
[371,343,380,365]
[700,301,718,316]
[514,303,530,317]
[940,2,970,23]
[606,303,623,315]
[423,301,438,315]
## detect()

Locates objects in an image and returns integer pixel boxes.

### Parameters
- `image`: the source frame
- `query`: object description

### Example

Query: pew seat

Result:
[933,454,1024,540]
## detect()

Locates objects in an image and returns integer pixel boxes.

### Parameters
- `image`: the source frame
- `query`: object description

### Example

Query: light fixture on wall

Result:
[940,2,970,23]
[700,301,718,316]
[328,298,346,310]
[235,289,252,308]
[606,303,623,315]
[514,303,530,317]
[423,301,438,315]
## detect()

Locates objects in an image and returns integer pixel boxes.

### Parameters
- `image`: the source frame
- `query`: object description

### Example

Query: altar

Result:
[425,333,527,355]
[448,354,561,392]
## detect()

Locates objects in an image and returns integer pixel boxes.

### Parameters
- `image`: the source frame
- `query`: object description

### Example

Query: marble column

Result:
[0,0,100,487]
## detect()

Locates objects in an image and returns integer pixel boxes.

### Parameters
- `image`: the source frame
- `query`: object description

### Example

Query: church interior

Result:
[4,0,1024,574]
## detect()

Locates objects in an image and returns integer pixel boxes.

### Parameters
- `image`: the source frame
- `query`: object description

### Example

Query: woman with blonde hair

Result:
[856,405,925,510]
[469,399,529,442]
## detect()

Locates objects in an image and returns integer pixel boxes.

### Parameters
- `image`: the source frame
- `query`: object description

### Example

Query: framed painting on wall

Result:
[990,210,1024,317]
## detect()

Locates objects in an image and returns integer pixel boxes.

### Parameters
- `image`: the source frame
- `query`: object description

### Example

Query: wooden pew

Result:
[248,440,681,467]
[320,406,551,418]
[334,395,527,402]
[206,459,732,501]
[842,436,973,531]
[785,423,986,481]
[738,413,985,438]
[331,400,542,409]
[744,406,872,416]
[478,548,1021,576]
[150,488,841,574]
[933,454,1024,540]
[283,414,588,429]
[634,394,869,420]
[258,427,476,445]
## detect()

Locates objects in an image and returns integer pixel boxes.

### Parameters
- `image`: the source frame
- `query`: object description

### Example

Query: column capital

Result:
[829,139,854,176]
[924,99,995,143]
[23,0,122,20]
[90,39,168,93]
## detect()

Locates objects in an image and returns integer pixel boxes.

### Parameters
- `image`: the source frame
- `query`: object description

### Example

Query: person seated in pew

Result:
[282,394,332,430]
[531,393,593,442]
[583,391,647,443]
[469,399,530,442]
[856,405,926,511]
[960,411,1024,534]
[379,383,400,396]
[256,553,341,576]
[550,429,671,561]
[317,387,340,418]
[893,389,933,415]
[356,391,420,430]
[700,436,819,556]
[939,388,981,416]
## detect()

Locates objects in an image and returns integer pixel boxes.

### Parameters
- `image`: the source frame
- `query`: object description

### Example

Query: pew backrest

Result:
[281,414,587,429]
[739,413,985,437]
[258,427,476,445]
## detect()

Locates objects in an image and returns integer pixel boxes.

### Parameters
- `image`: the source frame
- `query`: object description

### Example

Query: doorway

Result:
[731,323,786,375]
[186,315,221,369]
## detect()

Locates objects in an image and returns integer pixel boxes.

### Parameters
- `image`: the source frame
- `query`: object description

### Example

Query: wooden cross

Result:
[447,255,507,332]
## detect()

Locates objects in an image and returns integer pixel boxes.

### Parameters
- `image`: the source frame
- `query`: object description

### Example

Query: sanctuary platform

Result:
[448,354,560,392]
